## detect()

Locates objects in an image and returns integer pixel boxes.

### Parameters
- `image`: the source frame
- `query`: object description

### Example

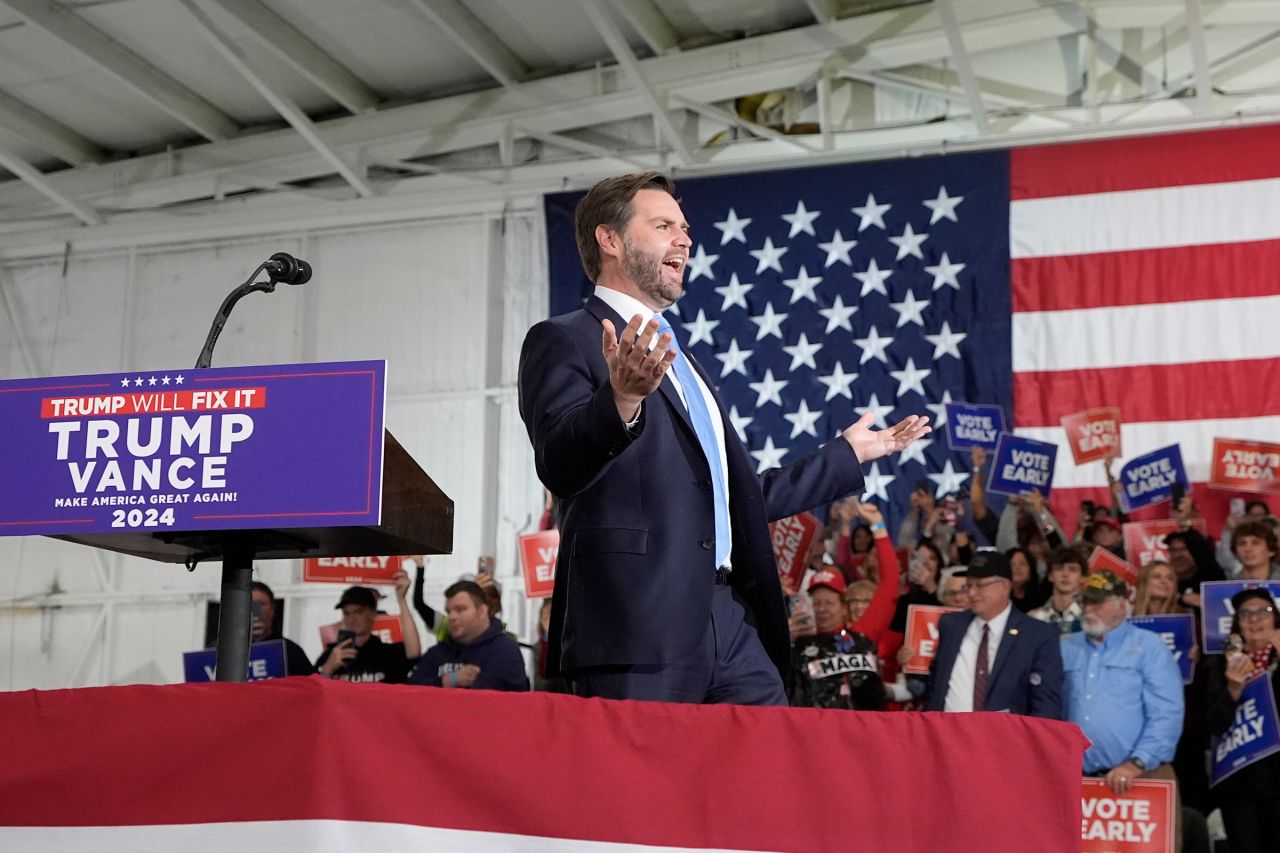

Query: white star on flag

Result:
[926,390,954,426]
[923,186,964,224]
[889,222,928,260]
[750,302,788,340]
[816,229,856,267]
[714,273,753,311]
[924,321,967,360]
[687,244,718,281]
[862,461,896,501]
[852,193,891,231]
[748,369,788,407]
[889,357,931,397]
[781,266,822,304]
[784,399,823,438]
[817,294,857,333]
[889,289,930,328]
[715,338,752,377]
[749,237,788,274]
[854,392,895,429]
[782,332,822,370]
[927,459,970,498]
[854,258,892,297]
[899,436,933,466]
[683,308,719,347]
[728,406,752,443]
[781,200,821,237]
[854,326,894,364]
[817,361,857,401]
[751,436,788,473]
[924,252,965,291]
[714,209,751,244]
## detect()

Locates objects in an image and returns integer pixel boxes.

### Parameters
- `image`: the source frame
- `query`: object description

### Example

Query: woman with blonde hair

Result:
[1132,561,1183,616]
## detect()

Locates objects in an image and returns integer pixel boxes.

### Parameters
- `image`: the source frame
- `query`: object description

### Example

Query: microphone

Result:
[263,252,312,284]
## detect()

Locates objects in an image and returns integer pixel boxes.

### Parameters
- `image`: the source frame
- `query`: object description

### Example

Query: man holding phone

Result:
[250,581,314,676]
[316,571,421,683]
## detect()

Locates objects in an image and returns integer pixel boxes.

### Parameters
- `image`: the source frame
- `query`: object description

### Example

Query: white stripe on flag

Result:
[1015,414,1280,489]
[1010,294,1280,373]
[1010,177,1280,258]
[0,821,771,853]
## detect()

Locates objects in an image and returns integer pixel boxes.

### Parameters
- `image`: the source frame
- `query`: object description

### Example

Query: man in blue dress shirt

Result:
[1063,569,1185,847]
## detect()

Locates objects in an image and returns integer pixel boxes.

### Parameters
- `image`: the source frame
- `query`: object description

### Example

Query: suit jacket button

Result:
[697,479,711,491]
[700,539,713,550]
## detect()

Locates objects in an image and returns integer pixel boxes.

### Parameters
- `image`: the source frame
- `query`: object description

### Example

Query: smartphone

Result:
[1230,497,1246,517]
[477,556,495,576]
[941,496,958,526]
[336,629,357,646]
[1171,481,1186,506]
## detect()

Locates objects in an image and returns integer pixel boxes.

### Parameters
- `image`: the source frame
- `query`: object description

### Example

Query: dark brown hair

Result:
[1047,544,1089,573]
[1232,520,1279,557]
[574,171,676,281]
[444,580,489,611]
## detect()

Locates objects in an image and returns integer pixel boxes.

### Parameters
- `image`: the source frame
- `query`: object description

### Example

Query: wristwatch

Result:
[1128,756,1147,771]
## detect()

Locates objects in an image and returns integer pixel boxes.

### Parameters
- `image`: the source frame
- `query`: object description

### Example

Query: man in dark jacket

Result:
[409,581,529,692]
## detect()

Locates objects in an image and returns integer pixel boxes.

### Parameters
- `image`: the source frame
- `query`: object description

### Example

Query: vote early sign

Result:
[770,512,823,591]
[518,529,560,599]
[944,402,1005,451]
[1122,519,1208,567]
[0,361,386,536]
[1200,580,1280,654]
[183,640,287,682]
[903,605,961,675]
[986,434,1058,497]
[1118,445,1188,513]
[1129,614,1196,685]
[304,556,415,585]
[1080,778,1174,853]
[1210,438,1280,495]
[1210,673,1280,787]
[1061,407,1122,466]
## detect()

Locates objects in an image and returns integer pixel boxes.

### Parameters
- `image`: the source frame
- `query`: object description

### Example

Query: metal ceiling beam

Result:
[1183,0,1213,113]
[0,2,1088,215]
[515,125,651,169]
[804,0,840,25]
[579,0,694,165]
[205,0,381,114]
[0,143,100,225]
[404,0,529,88]
[669,94,820,152]
[840,67,1083,126]
[933,0,988,134]
[181,0,374,198]
[611,0,680,55]
[0,89,104,166]
[0,0,239,142]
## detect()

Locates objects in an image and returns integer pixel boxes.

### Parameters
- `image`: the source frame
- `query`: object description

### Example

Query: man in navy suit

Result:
[518,172,930,704]
[924,550,1064,718]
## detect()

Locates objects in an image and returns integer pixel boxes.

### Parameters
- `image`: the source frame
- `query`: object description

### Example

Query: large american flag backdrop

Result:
[544,124,1280,533]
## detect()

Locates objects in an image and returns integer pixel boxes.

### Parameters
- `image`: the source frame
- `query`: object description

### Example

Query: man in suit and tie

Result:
[518,171,930,705]
[924,550,1064,718]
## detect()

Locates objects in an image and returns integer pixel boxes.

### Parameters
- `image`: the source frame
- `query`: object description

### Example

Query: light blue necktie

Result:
[657,315,730,568]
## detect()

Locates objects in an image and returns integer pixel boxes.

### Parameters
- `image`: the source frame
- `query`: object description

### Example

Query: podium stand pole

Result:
[214,537,256,682]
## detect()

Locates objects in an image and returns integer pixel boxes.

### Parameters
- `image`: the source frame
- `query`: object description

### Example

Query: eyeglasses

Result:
[964,578,1004,594]
[1238,606,1276,621]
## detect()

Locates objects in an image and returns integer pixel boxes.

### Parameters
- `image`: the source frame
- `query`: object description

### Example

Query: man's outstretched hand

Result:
[842,411,931,463]
[602,314,675,423]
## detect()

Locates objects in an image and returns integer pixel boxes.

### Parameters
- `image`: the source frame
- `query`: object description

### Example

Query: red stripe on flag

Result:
[1010,125,1280,200]
[1011,240,1280,313]
[1013,358,1280,428]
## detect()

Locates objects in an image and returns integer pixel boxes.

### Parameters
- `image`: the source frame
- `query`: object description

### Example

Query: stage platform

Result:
[0,678,1086,851]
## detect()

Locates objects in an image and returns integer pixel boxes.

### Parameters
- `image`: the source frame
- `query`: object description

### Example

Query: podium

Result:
[0,360,453,683]
[55,430,453,681]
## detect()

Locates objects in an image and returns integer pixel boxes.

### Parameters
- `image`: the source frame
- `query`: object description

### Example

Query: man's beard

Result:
[621,235,682,308]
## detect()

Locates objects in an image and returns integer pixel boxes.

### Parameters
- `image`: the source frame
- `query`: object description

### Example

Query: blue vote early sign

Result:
[1210,673,1280,787]
[1117,445,1188,513]
[1129,613,1196,685]
[986,433,1058,497]
[1201,580,1280,654]
[182,640,288,682]
[944,402,1005,451]
[0,360,385,536]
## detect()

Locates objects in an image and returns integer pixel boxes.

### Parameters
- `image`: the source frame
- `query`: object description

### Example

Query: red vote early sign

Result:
[1210,438,1280,495]
[903,604,961,675]
[518,530,560,599]
[1062,407,1123,466]
[1088,546,1139,590]
[1080,777,1175,852]
[770,512,823,590]
[303,556,414,585]
[319,614,403,647]
[1122,519,1209,567]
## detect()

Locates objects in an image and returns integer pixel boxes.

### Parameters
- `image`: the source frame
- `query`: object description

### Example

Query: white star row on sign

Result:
[714,208,751,245]
[120,375,183,387]
[782,200,821,237]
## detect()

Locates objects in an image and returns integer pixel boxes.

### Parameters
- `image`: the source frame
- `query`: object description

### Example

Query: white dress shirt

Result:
[944,602,1013,712]
[593,286,734,566]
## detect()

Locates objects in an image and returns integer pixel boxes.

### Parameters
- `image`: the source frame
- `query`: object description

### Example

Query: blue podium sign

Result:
[0,360,385,536]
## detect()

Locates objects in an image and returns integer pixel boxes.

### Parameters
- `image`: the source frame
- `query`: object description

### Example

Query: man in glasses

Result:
[923,550,1064,719]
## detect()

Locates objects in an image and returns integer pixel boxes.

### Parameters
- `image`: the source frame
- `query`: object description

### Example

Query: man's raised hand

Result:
[602,314,675,422]
[842,410,931,464]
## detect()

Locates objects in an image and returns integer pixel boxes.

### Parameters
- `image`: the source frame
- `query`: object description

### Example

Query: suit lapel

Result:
[934,614,971,689]
[987,608,1023,688]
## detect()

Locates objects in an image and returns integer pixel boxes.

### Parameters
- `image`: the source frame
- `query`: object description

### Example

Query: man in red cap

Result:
[785,567,884,710]
[1087,516,1126,560]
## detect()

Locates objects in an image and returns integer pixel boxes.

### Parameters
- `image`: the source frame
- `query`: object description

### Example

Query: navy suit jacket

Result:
[923,606,1064,719]
[518,295,865,676]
